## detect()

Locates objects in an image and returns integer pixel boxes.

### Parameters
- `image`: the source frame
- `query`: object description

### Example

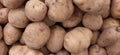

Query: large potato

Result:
[0,40,8,55]
[22,22,50,49]
[25,0,47,21]
[45,0,74,22]
[47,25,66,53]
[4,23,22,45]
[8,8,29,28]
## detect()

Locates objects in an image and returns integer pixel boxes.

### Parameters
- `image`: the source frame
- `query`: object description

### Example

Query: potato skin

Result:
[45,0,74,22]
[82,13,103,31]
[22,22,50,49]
[56,50,70,55]
[71,49,88,55]
[91,31,100,45]
[25,0,47,21]
[0,40,8,55]
[1,0,25,8]
[4,23,22,45]
[0,8,9,24]
[89,45,107,55]
[8,8,29,28]
[64,27,93,53]
[44,16,56,26]
[0,25,2,40]
[40,47,50,55]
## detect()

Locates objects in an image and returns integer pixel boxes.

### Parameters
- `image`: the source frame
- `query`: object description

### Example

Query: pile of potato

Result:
[0,0,120,55]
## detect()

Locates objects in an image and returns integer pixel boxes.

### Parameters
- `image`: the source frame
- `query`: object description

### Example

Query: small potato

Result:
[1,0,25,8]
[45,0,74,22]
[44,16,56,26]
[47,25,66,53]
[82,13,103,31]
[64,27,93,53]
[89,45,107,55]
[0,25,2,40]
[0,40,8,55]
[71,49,88,55]
[97,27,120,47]
[25,0,47,21]
[4,23,22,45]
[62,7,83,28]
[56,50,70,55]
[101,18,119,30]
[40,47,50,55]
[22,22,50,49]
[0,8,9,24]
[91,31,100,45]
[8,8,29,28]
[111,0,120,19]
[9,45,44,55]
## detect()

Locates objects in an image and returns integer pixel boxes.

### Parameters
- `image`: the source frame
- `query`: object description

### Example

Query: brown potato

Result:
[0,40,8,55]
[47,25,66,53]
[91,31,100,45]
[40,47,50,55]
[4,23,22,45]
[0,8,9,24]
[56,50,70,55]
[89,45,107,55]
[71,49,88,55]
[1,0,25,8]
[101,18,119,30]
[62,7,83,28]
[25,0,47,21]
[82,13,103,31]
[45,0,74,22]
[0,25,2,40]
[64,27,93,53]
[44,16,56,26]
[22,22,50,49]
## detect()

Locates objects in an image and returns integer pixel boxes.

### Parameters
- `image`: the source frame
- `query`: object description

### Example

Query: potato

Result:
[82,13,103,31]
[89,45,107,55]
[71,49,88,55]
[0,25,2,40]
[47,25,66,53]
[22,22,50,49]
[91,31,100,45]
[40,47,50,55]
[44,16,56,26]
[97,27,120,47]
[101,18,119,30]
[0,40,8,55]
[0,8,9,24]
[45,0,74,22]
[25,0,47,21]
[9,45,44,55]
[64,27,93,53]
[1,0,25,8]
[8,8,29,28]
[111,0,120,19]
[49,54,54,55]
[4,23,22,45]
[56,50,70,55]
[62,7,83,28]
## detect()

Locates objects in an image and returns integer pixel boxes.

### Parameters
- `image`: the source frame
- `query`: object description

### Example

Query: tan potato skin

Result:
[0,40,8,55]
[101,18,119,30]
[25,0,47,22]
[4,23,22,45]
[22,22,50,49]
[45,0,74,22]
[82,13,103,31]
[97,27,120,47]
[1,0,25,8]
[0,8,9,24]
[8,8,29,28]
[71,49,88,55]
[0,25,2,40]
[91,31,100,45]
[47,25,66,53]
[56,50,70,55]
[64,27,93,53]
[89,45,107,55]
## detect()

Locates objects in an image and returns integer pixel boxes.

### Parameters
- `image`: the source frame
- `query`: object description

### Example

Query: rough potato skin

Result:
[0,25,2,40]
[45,0,74,22]
[9,45,44,55]
[25,0,47,21]
[71,49,88,55]
[22,22,50,49]
[111,0,120,19]
[89,45,107,55]
[0,40,8,55]
[8,8,29,28]
[101,18,119,30]
[91,31,100,45]
[97,27,120,47]
[0,8,9,24]
[82,13,103,31]
[64,27,93,53]
[1,0,25,8]
[44,16,56,26]
[4,23,22,45]
[56,50,70,55]
[62,7,83,28]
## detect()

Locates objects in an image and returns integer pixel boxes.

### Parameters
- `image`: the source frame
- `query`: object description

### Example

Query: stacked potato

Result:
[0,0,120,55]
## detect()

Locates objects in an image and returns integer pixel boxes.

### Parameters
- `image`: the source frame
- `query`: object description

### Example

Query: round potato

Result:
[0,40,8,55]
